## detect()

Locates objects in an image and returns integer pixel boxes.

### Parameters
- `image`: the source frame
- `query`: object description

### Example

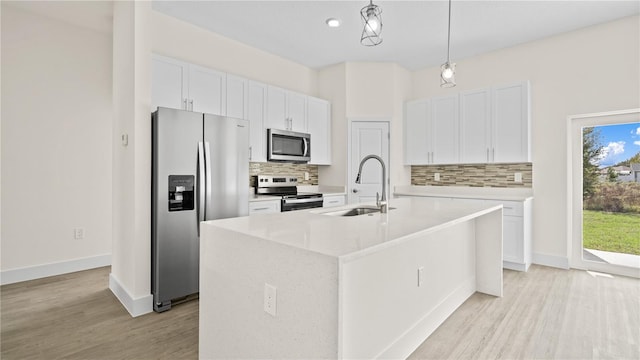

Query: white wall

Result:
[109,1,153,316]
[151,11,318,96]
[317,63,411,193]
[317,63,347,186]
[1,5,112,278]
[411,15,640,264]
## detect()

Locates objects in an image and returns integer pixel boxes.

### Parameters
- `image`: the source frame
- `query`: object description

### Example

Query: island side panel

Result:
[475,209,503,297]
[200,224,339,359]
[339,221,477,359]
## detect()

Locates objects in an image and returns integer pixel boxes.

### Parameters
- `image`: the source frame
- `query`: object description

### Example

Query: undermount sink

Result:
[321,206,395,217]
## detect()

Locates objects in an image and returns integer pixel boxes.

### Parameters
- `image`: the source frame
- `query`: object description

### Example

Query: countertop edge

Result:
[338,204,503,263]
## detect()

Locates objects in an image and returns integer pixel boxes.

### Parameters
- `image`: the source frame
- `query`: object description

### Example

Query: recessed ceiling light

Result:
[325,18,341,28]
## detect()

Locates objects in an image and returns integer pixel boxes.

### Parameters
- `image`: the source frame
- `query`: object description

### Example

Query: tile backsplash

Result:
[411,163,532,188]
[249,162,319,187]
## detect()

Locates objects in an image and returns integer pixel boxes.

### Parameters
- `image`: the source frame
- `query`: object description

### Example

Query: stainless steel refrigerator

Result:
[151,107,249,312]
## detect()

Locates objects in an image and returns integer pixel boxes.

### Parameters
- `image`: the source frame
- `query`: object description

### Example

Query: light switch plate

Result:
[434,173,441,182]
[264,283,277,316]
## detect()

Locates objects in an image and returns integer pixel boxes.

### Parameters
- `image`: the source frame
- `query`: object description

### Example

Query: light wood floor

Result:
[1,265,638,359]
[1,267,198,359]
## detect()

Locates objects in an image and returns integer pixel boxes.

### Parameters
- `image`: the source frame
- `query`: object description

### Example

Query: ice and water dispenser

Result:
[168,175,194,211]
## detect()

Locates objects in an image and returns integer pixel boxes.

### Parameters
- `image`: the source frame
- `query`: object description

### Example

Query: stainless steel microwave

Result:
[267,128,311,163]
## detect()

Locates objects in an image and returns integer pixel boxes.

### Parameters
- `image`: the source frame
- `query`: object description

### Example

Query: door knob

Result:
[352,188,359,193]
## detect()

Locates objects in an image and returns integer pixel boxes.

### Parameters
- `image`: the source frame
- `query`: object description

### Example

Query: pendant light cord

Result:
[446,0,452,64]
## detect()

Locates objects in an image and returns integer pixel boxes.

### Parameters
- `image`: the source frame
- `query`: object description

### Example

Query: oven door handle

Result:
[283,197,323,205]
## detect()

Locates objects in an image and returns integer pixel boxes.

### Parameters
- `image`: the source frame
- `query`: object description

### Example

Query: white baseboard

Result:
[376,277,476,359]
[108,273,153,317]
[533,252,570,269]
[0,254,112,285]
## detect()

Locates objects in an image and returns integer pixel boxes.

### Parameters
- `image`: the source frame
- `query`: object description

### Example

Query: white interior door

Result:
[349,121,390,204]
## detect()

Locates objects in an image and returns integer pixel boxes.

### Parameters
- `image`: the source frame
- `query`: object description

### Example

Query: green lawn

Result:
[583,210,640,255]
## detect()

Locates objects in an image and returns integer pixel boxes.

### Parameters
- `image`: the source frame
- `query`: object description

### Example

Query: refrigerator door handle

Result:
[204,142,213,220]
[197,142,206,234]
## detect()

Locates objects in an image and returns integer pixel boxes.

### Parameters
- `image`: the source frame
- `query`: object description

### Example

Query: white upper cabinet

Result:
[188,64,226,115]
[460,88,492,163]
[287,92,308,133]
[151,55,188,112]
[266,86,288,130]
[152,55,331,164]
[404,81,530,165]
[430,95,459,164]
[404,95,458,165]
[247,81,267,162]
[404,100,430,165]
[226,74,248,120]
[307,97,331,165]
[492,81,531,163]
[152,55,226,115]
[266,86,307,133]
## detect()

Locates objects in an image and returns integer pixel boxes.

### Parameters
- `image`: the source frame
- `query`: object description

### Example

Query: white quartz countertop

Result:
[203,197,501,260]
[394,185,533,201]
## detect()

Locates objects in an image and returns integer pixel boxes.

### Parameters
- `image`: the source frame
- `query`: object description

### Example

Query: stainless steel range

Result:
[254,175,323,211]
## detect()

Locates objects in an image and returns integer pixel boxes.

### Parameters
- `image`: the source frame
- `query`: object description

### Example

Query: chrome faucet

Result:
[355,154,387,213]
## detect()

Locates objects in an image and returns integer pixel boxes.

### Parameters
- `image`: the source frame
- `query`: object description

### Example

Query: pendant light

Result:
[440,0,456,88]
[360,0,383,46]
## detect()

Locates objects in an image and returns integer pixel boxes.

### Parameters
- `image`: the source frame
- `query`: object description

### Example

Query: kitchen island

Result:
[199,197,503,359]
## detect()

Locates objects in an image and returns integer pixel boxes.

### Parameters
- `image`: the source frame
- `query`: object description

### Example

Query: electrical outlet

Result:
[304,172,309,181]
[74,228,84,240]
[264,283,277,316]
[418,266,425,287]
[434,173,441,182]
[514,173,523,183]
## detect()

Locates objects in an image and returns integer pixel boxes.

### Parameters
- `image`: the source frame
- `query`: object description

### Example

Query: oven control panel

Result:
[255,175,298,188]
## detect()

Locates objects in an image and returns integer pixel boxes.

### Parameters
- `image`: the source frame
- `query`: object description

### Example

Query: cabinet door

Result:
[287,92,307,133]
[226,74,248,120]
[152,55,188,111]
[188,64,226,115]
[404,100,430,165]
[307,97,331,165]
[266,86,288,130]
[247,81,267,162]
[460,88,491,164]
[503,216,524,264]
[430,95,459,164]
[491,81,530,163]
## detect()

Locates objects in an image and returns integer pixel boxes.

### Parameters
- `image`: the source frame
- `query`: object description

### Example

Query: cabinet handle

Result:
[492,148,495,161]
[487,148,489,162]
[253,207,269,211]
[249,146,253,161]
[183,98,188,110]
[189,99,194,111]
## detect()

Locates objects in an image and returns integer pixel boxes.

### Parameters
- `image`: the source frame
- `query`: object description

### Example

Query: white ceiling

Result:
[7,1,639,71]
[152,1,640,71]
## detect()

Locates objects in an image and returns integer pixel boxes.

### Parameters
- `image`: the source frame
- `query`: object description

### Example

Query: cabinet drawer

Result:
[323,195,346,208]
[249,200,280,214]
[484,200,523,216]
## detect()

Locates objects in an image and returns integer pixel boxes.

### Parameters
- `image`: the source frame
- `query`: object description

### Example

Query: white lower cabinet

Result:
[460,198,532,271]
[323,195,346,208]
[249,200,281,215]
[398,195,532,271]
